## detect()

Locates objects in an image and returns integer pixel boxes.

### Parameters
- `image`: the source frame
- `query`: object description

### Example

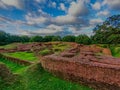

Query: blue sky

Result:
[0,0,120,36]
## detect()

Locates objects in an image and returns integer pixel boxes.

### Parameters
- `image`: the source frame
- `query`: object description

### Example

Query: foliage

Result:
[52,44,69,53]
[109,45,120,57]
[43,36,55,42]
[39,49,52,56]
[52,36,61,41]
[75,34,91,45]
[92,14,120,44]
[107,34,120,44]
[62,35,75,42]
[30,36,43,42]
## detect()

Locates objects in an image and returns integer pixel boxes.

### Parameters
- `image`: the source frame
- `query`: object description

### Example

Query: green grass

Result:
[109,45,120,57]
[0,63,92,90]
[4,52,38,62]
[52,44,70,53]
[0,58,26,73]
[0,43,20,49]
[39,49,52,56]
[97,44,120,58]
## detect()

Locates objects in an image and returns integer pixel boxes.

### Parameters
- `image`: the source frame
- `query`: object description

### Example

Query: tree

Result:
[107,34,120,45]
[52,36,61,41]
[21,36,30,43]
[62,35,75,42]
[30,36,43,42]
[0,30,10,45]
[43,36,54,42]
[92,14,120,44]
[75,34,91,45]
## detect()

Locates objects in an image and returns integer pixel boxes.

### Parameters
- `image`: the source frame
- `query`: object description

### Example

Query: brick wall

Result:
[41,55,120,90]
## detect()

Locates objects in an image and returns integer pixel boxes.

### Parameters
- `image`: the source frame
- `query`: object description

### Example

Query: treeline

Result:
[0,30,91,45]
[0,14,120,45]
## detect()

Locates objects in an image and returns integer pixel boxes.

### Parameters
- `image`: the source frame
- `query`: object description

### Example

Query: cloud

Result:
[68,0,89,17]
[52,2,56,8]
[96,10,110,16]
[18,24,63,36]
[92,2,101,10]
[0,0,24,9]
[35,0,46,3]
[60,3,67,12]
[90,18,103,26]
[25,15,49,25]
[102,0,120,10]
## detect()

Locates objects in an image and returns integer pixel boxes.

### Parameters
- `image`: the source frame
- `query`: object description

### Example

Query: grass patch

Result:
[109,45,120,57]
[98,44,120,58]
[0,43,20,49]
[0,63,92,90]
[0,58,26,73]
[52,44,70,53]
[39,49,52,56]
[4,52,38,62]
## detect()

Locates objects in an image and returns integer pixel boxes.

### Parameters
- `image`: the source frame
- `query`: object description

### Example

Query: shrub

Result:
[39,49,52,56]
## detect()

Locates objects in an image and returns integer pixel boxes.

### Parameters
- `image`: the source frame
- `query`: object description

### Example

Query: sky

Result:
[0,0,120,36]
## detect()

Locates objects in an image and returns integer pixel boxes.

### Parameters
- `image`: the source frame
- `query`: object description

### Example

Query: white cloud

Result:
[25,15,48,25]
[97,10,110,16]
[92,2,101,10]
[18,24,63,36]
[60,3,67,12]
[35,0,46,3]
[0,0,24,9]
[52,2,56,8]
[90,18,103,25]
[68,0,89,17]
[102,0,120,10]
[54,15,77,24]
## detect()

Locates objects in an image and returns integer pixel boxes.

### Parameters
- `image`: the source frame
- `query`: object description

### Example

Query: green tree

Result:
[62,35,75,42]
[75,35,91,45]
[30,36,43,42]
[92,14,120,44]
[43,36,54,42]
[52,36,61,41]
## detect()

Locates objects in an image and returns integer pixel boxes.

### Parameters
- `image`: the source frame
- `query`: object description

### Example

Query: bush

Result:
[39,49,52,56]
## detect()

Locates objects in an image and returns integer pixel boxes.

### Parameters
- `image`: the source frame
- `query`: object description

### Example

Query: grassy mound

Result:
[4,52,38,62]
[0,43,20,49]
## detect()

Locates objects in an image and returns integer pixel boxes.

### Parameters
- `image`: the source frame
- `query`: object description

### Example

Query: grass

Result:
[39,43,70,56]
[0,63,92,90]
[0,43,20,49]
[97,44,120,58]
[52,44,70,53]
[39,49,52,56]
[0,58,26,73]
[4,51,38,62]
[109,45,120,57]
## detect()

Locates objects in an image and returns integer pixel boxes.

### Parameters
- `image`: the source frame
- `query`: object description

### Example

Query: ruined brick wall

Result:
[41,55,120,90]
